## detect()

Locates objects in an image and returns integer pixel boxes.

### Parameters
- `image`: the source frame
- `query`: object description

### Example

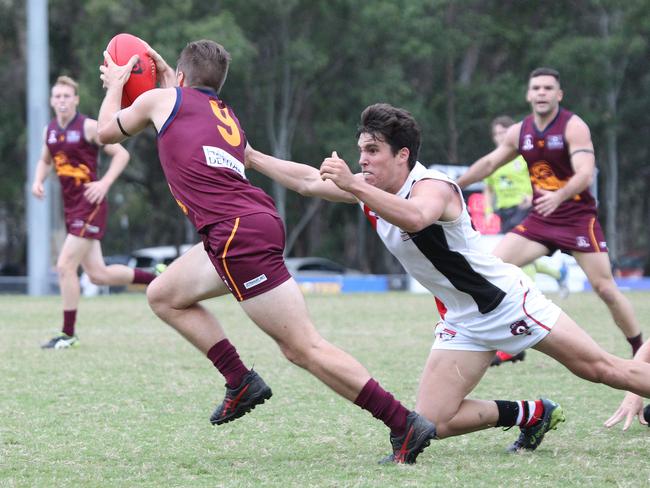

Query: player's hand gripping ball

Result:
[105,33,156,108]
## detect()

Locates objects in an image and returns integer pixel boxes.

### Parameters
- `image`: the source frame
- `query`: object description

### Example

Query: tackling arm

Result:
[344,178,455,233]
[245,147,357,203]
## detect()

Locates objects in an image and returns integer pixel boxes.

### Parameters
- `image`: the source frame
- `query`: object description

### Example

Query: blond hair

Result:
[53,75,79,95]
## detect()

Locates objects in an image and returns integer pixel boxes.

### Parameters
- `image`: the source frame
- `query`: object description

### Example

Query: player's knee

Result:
[277,336,323,369]
[592,279,618,304]
[278,341,309,367]
[278,343,304,366]
[146,280,168,316]
[56,261,76,278]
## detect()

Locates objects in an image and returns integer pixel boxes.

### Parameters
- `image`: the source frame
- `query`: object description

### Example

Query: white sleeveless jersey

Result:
[359,162,530,327]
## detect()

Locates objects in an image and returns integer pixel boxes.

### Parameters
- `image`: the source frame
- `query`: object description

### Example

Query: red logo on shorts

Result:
[510,320,531,336]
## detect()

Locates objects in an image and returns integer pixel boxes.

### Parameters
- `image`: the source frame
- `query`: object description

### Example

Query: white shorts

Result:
[432,282,561,355]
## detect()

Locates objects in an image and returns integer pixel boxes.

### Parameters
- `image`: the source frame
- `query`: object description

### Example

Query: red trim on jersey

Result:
[363,204,377,230]
[435,297,447,319]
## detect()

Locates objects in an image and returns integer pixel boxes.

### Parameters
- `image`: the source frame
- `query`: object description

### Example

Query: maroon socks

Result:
[62,309,77,337]
[207,339,249,388]
[132,268,157,285]
[354,378,409,437]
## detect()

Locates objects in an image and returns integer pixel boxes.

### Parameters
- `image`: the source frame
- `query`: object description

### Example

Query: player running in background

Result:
[457,67,643,357]
[96,40,436,464]
[483,115,568,366]
[246,102,650,457]
[31,75,158,349]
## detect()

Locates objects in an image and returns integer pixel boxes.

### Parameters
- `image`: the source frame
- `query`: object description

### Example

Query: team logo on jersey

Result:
[202,145,246,179]
[510,320,531,336]
[530,161,565,191]
[600,241,607,249]
[53,153,91,186]
[522,134,534,151]
[66,130,81,143]
[48,130,57,144]
[435,323,457,342]
[576,236,590,248]
[547,135,564,150]
[400,230,412,242]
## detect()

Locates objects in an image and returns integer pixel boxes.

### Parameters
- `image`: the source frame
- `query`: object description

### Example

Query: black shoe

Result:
[210,370,272,425]
[507,398,565,453]
[643,404,650,425]
[490,350,526,367]
[379,412,437,464]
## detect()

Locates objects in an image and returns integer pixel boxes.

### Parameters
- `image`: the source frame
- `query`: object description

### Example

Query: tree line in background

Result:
[1,0,648,274]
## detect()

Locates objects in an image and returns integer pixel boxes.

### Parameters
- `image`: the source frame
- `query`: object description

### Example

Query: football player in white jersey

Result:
[246,103,650,456]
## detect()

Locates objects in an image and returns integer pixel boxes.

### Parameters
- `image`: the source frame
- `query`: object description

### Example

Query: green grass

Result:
[1,291,650,487]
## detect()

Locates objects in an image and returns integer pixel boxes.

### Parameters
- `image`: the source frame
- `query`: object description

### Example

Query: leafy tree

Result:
[3,0,650,275]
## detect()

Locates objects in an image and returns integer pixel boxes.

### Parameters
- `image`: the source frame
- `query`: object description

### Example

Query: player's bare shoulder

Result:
[135,87,178,131]
[565,113,592,138]
[565,113,593,148]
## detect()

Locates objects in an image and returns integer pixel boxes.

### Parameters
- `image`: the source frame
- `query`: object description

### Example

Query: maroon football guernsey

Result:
[157,87,279,232]
[518,108,597,222]
[46,113,103,220]
[45,113,107,239]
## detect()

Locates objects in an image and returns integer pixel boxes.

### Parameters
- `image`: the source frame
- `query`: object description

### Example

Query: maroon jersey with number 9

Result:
[157,87,279,232]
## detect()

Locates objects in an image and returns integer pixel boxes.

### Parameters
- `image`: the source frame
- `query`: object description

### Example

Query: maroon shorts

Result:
[511,211,608,254]
[65,201,108,240]
[201,212,292,301]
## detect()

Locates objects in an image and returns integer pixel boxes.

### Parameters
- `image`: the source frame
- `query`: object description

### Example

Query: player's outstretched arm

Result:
[457,123,520,188]
[321,153,454,232]
[604,340,650,430]
[245,146,357,203]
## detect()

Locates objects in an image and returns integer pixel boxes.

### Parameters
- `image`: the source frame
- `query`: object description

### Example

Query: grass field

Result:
[1,291,650,487]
